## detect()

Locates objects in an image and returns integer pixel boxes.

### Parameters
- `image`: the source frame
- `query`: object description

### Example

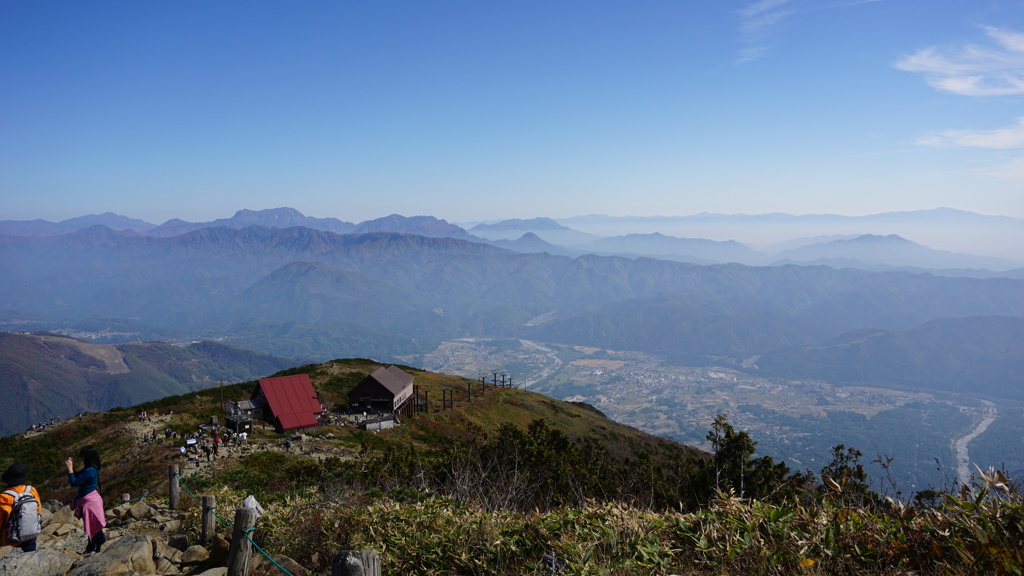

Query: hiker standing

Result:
[65,446,107,554]
[1,463,42,552]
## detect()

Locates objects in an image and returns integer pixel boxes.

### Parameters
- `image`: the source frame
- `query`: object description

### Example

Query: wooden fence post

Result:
[201,495,216,544]
[332,550,381,576]
[227,507,258,576]
[168,465,180,509]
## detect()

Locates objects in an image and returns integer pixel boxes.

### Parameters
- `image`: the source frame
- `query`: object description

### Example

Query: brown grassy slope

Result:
[309,359,705,463]
[3,358,707,509]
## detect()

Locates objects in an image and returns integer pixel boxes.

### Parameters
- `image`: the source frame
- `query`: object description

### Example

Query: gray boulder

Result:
[68,534,156,576]
[126,502,157,521]
[0,549,77,575]
[45,505,77,527]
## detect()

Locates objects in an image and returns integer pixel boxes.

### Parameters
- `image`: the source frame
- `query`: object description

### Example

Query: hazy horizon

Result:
[4,205,1022,261]
[12,204,1024,226]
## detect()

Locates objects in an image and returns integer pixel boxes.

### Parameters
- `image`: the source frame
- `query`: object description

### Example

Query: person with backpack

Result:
[65,445,107,554]
[1,463,42,552]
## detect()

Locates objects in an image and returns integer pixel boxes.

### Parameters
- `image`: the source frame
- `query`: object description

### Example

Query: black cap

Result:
[2,463,28,486]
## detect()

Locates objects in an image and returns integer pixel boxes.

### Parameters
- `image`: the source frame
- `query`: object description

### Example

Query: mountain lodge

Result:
[253,374,323,432]
[348,365,415,416]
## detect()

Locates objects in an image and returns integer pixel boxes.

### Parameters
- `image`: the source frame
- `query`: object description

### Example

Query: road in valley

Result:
[953,400,997,485]
[517,339,563,389]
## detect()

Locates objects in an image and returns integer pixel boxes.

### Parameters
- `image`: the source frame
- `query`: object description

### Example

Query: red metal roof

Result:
[258,374,321,431]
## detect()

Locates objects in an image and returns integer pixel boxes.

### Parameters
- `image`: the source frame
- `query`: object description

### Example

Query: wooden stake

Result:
[168,465,179,509]
[227,507,258,576]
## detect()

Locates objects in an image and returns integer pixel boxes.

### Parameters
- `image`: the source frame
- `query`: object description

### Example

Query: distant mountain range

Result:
[470,214,1023,273]
[3,207,1021,273]
[0,208,490,242]
[148,207,356,237]
[1,208,1023,414]
[553,208,1024,261]
[772,234,1020,274]
[1,220,1022,377]
[0,332,300,437]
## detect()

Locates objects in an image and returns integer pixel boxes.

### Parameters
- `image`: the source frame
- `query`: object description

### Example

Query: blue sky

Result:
[2,1,1023,224]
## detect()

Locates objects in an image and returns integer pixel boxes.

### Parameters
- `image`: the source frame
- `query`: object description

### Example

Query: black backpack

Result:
[3,486,42,543]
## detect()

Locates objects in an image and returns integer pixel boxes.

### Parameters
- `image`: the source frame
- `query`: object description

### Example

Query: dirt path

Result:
[125,412,356,483]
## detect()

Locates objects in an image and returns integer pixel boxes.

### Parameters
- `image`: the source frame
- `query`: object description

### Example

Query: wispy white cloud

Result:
[736,0,796,63]
[986,156,1024,182]
[917,117,1024,149]
[916,117,1024,183]
[735,0,881,63]
[895,26,1024,96]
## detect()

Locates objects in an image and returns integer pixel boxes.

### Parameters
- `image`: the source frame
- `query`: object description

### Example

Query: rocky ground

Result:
[2,412,364,575]
[126,412,357,483]
[0,498,310,576]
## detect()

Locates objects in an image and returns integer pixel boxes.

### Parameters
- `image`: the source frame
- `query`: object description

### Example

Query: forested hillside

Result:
[755,316,1024,398]
[0,332,300,436]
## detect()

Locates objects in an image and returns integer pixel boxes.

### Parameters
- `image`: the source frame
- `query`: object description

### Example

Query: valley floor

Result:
[406,338,1024,493]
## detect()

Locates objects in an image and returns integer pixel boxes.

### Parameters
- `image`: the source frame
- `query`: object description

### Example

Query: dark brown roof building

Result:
[348,365,414,416]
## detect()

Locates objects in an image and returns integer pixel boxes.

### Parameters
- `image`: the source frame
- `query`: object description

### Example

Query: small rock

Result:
[54,523,77,537]
[181,545,211,565]
[127,501,156,520]
[259,554,308,576]
[207,534,231,567]
[167,534,190,551]
[46,506,76,526]
[154,539,183,563]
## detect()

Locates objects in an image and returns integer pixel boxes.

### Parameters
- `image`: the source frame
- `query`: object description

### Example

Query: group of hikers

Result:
[1,446,107,556]
[178,427,250,468]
